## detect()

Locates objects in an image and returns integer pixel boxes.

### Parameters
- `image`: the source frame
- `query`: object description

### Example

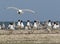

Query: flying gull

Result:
[7,7,35,14]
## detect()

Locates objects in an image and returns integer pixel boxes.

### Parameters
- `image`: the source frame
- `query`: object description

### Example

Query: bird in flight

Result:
[7,7,35,14]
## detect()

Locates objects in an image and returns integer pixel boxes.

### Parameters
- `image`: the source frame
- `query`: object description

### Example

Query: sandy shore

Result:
[0,29,60,35]
[0,34,60,44]
[0,29,60,44]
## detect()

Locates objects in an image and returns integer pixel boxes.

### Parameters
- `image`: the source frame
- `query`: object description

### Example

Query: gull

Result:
[8,23,15,30]
[53,22,60,29]
[7,7,35,14]
[33,20,38,28]
[20,20,24,28]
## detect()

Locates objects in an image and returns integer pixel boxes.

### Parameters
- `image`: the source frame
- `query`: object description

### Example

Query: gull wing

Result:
[22,9,35,14]
[7,7,20,10]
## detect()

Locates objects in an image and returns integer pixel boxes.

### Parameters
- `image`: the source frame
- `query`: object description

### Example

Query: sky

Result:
[0,0,60,21]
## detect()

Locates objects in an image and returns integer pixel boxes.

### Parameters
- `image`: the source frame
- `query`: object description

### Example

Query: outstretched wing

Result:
[22,9,35,14]
[7,7,20,10]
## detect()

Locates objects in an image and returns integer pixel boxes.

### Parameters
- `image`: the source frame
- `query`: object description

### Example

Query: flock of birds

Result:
[0,7,59,31]
[0,20,60,31]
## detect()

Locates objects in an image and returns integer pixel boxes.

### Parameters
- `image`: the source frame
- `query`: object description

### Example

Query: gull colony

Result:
[0,20,60,30]
[0,7,59,30]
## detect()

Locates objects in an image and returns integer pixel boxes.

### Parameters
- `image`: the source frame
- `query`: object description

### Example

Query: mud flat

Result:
[0,30,60,44]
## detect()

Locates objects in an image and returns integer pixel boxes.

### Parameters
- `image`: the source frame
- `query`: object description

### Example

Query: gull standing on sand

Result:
[46,20,52,33]
[56,23,60,28]
[27,20,31,27]
[47,20,52,27]
[7,7,35,14]
[8,23,15,30]
[17,20,21,26]
[16,20,21,29]
[36,20,41,29]
[2,23,5,29]
[26,20,32,29]
[33,20,38,29]
[53,22,60,29]
[20,20,24,29]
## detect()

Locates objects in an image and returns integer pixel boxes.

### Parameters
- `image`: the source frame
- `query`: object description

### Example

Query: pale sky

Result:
[0,0,60,21]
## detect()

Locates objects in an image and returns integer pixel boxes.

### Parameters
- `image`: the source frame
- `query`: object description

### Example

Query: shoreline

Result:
[0,33,60,44]
[0,29,60,44]
[0,29,60,35]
